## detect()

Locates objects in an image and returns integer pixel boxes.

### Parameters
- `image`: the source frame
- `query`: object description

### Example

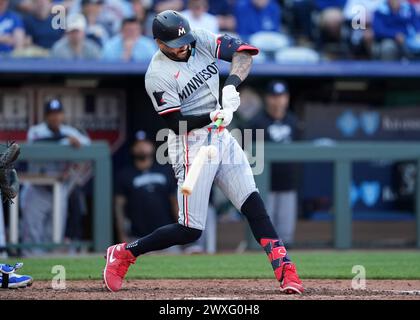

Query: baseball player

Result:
[103,10,304,294]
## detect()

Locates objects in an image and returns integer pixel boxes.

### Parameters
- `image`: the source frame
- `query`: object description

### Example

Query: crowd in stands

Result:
[1,0,420,61]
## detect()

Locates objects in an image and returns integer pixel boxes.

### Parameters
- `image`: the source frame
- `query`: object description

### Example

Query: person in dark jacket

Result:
[249,81,300,246]
[114,131,178,243]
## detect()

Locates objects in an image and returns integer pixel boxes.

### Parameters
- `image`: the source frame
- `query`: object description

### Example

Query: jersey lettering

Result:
[178,62,219,101]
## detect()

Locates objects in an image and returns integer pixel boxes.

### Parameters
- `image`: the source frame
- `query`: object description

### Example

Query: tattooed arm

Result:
[224,51,254,89]
[230,51,253,82]
[216,34,258,111]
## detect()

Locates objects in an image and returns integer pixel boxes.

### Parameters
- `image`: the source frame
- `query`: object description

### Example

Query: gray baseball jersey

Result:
[145,29,258,230]
[145,29,221,117]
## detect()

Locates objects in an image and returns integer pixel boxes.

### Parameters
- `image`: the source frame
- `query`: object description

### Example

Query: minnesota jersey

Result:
[145,29,222,118]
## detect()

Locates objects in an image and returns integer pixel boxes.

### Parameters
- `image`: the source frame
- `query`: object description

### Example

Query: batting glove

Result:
[222,85,240,112]
[210,109,233,127]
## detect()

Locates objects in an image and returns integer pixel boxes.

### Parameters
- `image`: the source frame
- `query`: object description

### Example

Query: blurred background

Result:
[0,0,419,258]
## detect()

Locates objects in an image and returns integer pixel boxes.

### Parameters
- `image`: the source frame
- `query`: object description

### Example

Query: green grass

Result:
[4,251,420,281]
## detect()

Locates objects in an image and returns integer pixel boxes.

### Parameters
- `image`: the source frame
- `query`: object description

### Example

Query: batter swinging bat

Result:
[181,118,222,196]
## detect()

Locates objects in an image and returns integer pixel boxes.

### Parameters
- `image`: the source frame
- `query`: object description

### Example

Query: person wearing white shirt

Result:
[181,0,219,34]
[20,99,91,256]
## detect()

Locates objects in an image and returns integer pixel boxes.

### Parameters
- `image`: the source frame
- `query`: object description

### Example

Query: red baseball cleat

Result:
[260,238,304,295]
[280,263,304,294]
[103,243,136,292]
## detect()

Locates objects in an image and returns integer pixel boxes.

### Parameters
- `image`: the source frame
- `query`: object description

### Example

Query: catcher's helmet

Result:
[152,10,195,48]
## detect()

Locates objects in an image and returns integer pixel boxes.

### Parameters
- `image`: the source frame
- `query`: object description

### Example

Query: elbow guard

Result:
[215,34,259,62]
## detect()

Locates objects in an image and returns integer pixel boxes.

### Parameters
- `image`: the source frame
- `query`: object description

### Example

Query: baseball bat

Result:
[181,118,222,196]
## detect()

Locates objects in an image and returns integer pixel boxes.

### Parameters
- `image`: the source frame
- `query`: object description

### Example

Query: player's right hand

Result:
[210,109,233,127]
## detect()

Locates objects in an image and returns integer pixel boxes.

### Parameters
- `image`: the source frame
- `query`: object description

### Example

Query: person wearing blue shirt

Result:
[0,0,24,54]
[373,0,420,59]
[235,0,281,39]
[207,0,236,31]
[23,0,64,49]
[315,0,347,10]
[102,17,157,62]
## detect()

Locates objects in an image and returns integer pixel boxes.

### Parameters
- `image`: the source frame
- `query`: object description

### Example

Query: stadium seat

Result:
[249,32,290,61]
[275,47,320,63]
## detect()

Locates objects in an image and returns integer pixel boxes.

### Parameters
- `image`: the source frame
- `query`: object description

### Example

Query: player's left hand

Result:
[222,85,240,112]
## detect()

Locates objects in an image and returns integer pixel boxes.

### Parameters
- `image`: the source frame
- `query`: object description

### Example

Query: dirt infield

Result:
[1,279,420,300]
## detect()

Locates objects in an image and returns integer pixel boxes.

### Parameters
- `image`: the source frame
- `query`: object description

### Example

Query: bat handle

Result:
[212,118,223,129]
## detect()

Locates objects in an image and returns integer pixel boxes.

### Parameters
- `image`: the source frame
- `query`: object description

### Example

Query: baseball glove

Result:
[0,142,20,203]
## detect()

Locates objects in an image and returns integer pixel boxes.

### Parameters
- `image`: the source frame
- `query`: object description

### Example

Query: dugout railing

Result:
[252,142,420,250]
[4,142,112,252]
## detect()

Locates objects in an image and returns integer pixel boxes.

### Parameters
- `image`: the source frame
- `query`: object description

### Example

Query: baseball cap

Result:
[44,99,63,114]
[266,81,289,95]
[134,130,151,142]
[66,14,87,32]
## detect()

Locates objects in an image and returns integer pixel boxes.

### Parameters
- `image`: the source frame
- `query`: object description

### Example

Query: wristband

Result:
[224,75,242,88]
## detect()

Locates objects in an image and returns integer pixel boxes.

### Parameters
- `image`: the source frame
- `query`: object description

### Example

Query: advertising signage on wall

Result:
[303,104,419,219]
[304,104,420,141]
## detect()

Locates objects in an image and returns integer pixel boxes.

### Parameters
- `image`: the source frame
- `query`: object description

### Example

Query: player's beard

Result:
[162,45,191,62]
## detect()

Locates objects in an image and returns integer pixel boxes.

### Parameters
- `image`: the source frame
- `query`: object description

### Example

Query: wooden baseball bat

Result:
[181,118,222,196]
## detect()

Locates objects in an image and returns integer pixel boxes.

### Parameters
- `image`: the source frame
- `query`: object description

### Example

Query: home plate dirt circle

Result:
[1,279,419,300]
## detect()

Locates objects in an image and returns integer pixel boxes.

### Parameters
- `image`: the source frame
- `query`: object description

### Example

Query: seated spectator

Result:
[154,0,185,13]
[316,0,347,10]
[207,0,236,32]
[102,17,157,62]
[69,0,133,36]
[315,0,347,45]
[373,0,420,60]
[343,0,382,58]
[0,0,24,55]
[235,0,281,39]
[130,0,147,23]
[8,0,34,14]
[81,0,109,47]
[51,13,101,59]
[181,0,219,33]
[283,0,315,44]
[99,0,133,35]
[15,0,75,12]
[409,0,420,12]
[23,0,64,49]
[114,131,178,243]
